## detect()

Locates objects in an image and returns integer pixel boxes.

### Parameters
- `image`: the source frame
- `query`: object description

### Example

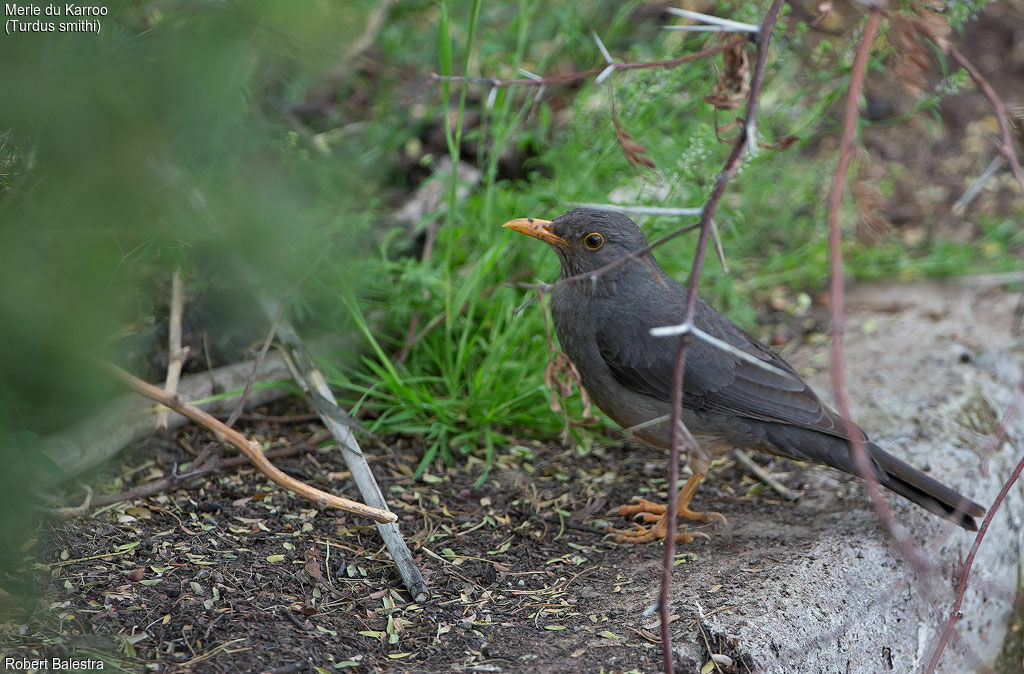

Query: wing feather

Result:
[595,295,854,440]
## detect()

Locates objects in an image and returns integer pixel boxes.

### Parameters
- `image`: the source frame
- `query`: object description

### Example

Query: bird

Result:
[503,208,986,543]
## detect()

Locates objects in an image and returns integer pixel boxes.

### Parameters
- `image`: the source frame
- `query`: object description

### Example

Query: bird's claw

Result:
[613,499,727,527]
[608,524,711,544]
[607,495,725,545]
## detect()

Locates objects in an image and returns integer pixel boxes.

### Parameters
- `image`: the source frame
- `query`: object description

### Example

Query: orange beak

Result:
[502,217,572,248]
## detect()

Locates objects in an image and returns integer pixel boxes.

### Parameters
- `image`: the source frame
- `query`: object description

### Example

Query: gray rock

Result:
[658,279,1023,672]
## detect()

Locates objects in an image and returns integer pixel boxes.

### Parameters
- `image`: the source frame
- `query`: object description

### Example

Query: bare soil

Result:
[7,409,874,673]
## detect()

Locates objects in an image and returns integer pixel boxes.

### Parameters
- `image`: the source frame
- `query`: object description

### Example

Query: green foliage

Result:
[334,0,1023,483]
[947,0,992,29]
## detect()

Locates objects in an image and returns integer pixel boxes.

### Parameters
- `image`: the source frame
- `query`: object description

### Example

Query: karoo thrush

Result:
[504,208,985,543]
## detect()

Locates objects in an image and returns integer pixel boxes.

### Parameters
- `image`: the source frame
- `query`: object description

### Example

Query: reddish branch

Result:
[823,8,931,568]
[832,15,1024,673]
[925,421,1024,673]
[431,37,746,88]
[658,1,786,671]
[105,362,397,523]
[949,48,1024,199]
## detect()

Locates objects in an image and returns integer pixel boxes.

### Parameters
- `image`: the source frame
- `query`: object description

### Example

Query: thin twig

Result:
[158,269,188,429]
[822,28,1000,670]
[431,37,746,88]
[825,7,931,574]
[302,0,397,106]
[924,378,1024,668]
[104,362,396,523]
[949,48,1024,199]
[693,602,724,674]
[925,448,1024,673]
[979,377,1024,475]
[225,298,288,429]
[216,412,320,424]
[732,449,798,501]
[951,156,1003,216]
[544,222,703,293]
[708,219,728,274]
[657,3,785,671]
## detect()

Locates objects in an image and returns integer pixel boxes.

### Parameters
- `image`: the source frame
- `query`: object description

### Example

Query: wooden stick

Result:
[104,362,396,524]
[263,300,430,602]
[732,449,798,501]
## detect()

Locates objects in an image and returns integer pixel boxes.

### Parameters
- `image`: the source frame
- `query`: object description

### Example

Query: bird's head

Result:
[503,208,652,278]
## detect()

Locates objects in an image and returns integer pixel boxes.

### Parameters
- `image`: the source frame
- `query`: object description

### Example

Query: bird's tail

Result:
[763,424,986,530]
[867,441,985,531]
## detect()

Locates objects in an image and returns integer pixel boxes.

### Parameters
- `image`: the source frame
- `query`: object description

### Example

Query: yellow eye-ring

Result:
[583,232,604,250]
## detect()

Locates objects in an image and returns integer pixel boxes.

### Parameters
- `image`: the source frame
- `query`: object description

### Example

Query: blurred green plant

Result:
[0,0,385,606]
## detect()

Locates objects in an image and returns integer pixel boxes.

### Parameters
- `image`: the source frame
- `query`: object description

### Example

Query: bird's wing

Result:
[595,296,854,440]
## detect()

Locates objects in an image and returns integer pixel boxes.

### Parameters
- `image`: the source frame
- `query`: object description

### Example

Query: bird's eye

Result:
[583,232,604,250]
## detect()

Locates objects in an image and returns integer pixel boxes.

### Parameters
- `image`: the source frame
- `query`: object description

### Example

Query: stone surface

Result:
[653,279,1024,672]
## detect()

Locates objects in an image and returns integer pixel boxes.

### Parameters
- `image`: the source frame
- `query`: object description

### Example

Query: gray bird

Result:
[504,208,985,543]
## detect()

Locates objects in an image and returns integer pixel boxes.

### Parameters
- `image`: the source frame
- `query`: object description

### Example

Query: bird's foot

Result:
[608,519,711,544]
[607,498,727,544]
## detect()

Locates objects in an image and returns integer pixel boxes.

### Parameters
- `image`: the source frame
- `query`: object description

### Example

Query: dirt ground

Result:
[6,407,887,673]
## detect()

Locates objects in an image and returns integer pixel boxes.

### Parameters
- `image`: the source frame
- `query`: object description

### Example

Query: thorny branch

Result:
[655,1,786,671]
[924,50,1024,665]
[831,11,1024,673]
[821,21,992,671]
[824,7,930,570]
[822,22,972,667]
[431,37,746,89]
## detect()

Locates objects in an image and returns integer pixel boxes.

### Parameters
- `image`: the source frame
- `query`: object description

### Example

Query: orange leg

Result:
[609,472,727,544]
